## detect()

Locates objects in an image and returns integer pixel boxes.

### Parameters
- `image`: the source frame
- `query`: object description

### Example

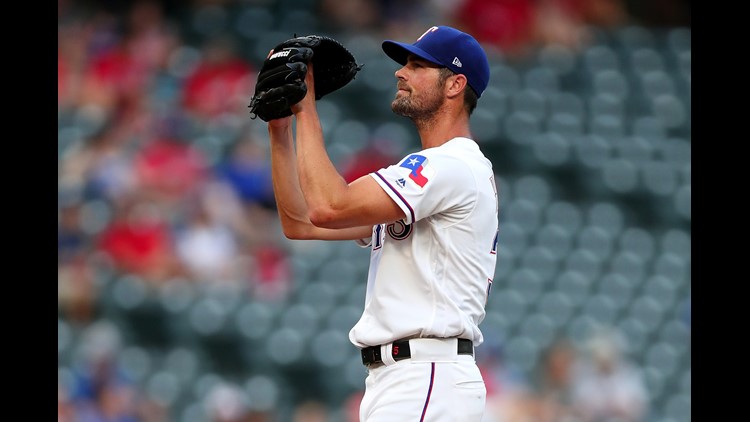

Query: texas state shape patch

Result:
[399,154,435,188]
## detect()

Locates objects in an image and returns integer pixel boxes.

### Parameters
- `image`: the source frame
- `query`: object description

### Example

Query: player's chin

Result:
[391,97,413,116]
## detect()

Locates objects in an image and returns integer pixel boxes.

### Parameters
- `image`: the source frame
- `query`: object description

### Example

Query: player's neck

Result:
[415,112,472,149]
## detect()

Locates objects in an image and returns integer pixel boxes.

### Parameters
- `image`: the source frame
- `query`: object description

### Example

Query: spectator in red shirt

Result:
[340,138,401,184]
[97,194,183,283]
[132,114,209,207]
[182,34,255,120]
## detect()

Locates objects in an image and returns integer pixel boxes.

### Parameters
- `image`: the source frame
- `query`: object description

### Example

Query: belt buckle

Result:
[361,345,382,366]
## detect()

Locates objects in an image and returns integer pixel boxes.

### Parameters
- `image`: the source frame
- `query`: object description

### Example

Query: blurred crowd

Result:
[58,319,653,422]
[59,0,688,421]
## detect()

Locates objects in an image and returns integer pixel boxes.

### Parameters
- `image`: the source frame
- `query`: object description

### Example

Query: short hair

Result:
[438,67,478,115]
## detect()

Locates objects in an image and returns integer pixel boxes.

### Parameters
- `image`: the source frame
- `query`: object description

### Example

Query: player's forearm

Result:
[294,108,352,227]
[268,123,320,239]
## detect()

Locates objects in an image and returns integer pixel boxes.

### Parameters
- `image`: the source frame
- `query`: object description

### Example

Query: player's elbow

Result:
[307,206,339,229]
[282,227,307,240]
[278,219,314,240]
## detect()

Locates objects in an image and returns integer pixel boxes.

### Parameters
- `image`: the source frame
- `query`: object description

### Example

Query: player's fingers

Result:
[305,62,316,94]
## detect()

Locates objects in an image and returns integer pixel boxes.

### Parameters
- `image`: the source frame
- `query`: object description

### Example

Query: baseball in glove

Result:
[248,35,363,122]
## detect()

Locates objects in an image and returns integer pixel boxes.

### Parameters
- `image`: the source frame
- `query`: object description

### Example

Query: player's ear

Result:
[446,74,468,99]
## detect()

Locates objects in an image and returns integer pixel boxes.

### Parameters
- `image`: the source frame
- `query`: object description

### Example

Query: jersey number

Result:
[372,221,413,249]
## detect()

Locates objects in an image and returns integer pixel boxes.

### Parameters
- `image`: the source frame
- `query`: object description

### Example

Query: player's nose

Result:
[395,66,407,81]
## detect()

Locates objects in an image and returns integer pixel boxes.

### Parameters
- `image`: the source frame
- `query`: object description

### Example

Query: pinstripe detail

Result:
[419,362,436,421]
[373,171,415,224]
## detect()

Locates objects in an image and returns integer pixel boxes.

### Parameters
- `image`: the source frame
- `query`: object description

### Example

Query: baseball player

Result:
[266,25,498,421]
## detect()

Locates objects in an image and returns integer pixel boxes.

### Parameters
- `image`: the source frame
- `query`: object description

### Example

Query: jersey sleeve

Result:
[369,151,476,225]
[354,237,372,248]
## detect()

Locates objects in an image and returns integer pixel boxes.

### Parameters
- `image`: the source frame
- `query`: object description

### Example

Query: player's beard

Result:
[391,84,444,126]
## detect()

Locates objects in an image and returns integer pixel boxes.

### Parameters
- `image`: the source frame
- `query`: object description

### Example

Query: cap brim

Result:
[382,40,443,67]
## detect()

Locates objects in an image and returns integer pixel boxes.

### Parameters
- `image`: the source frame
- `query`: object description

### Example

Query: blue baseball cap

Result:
[382,25,490,98]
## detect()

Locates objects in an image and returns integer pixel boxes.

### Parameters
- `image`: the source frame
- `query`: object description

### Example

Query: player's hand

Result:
[292,62,316,114]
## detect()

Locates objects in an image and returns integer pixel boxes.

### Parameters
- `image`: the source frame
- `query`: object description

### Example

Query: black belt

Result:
[361,338,473,366]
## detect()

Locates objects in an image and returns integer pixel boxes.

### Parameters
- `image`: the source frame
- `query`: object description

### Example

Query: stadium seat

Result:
[651,94,688,130]
[279,303,321,341]
[627,296,667,334]
[537,44,577,76]
[617,227,656,262]
[510,89,548,120]
[666,28,691,56]
[277,9,319,34]
[573,134,614,169]
[244,374,282,413]
[593,70,630,100]
[673,184,691,221]
[498,221,530,260]
[324,303,362,335]
[661,393,691,422]
[657,320,691,354]
[266,327,307,366]
[581,293,618,328]
[576,226,614,261]
[504,336,541,374]
[547,112,584,137]
[652,252,690,287]
[494,245,516,283]
[117,345,154,385]
[616,26,657,51]
[629,47,665,74]
[524,67,560,95]
[490,289,528,328]
[490,64,522,95]
[583,45,621,75]
[616,317,649,357]
[235,301,276,342]
[609,251,648,287]
[311,329,353,368]
[597,273,635,311]
[506,199,543,233]
[520,246,559,284]
[532,131,573,167]
[471,107,502,142]
[508,267,546,304]
[659,229,691,259]
[631,116,667,141]
[234,6,275,41]
[588,113,625,140]
[534,223,574,259]
[587,202,625,236]
[548,92,586,119]
[505,111,543,146]
[544,201,584,232]
[519,314,557,351]
[537,291,575,329]
[553,270,593,309]
[512,175,552,208]
[145,370,183,409]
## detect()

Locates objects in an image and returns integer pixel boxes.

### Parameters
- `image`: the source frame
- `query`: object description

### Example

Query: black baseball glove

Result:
[248,35,363,122]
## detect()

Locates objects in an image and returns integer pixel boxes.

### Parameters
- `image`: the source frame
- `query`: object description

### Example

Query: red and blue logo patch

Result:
[399,154,433,188]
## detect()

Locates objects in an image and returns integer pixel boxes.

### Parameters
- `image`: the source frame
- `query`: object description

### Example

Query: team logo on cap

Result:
[417,26,439,41]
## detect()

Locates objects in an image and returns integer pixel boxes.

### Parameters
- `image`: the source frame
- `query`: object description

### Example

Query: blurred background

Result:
[57,0,690,421]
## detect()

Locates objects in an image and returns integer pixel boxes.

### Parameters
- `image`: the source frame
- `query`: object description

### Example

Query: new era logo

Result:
[452,57,462,67]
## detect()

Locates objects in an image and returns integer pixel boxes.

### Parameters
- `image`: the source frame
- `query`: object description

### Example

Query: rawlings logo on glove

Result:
[248,35,364,122]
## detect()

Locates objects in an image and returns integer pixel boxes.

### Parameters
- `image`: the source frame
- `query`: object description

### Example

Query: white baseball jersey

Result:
[349,137,499,349]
